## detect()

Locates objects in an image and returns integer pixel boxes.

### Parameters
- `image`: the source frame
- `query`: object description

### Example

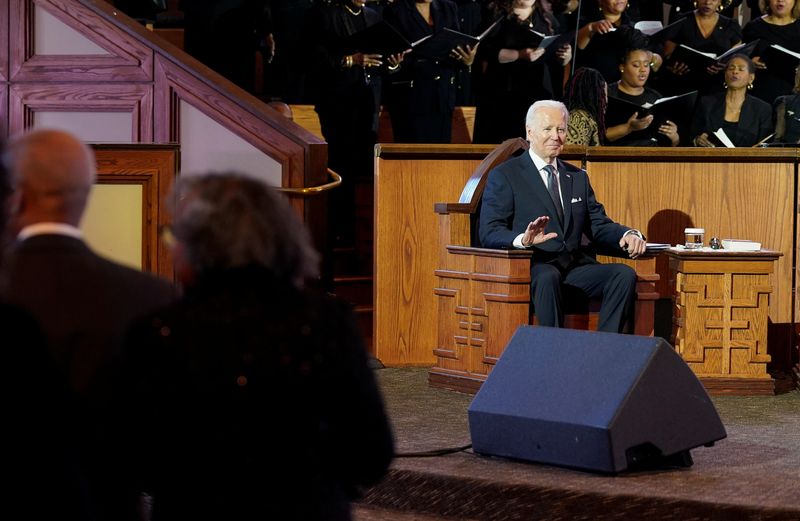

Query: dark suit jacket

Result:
[691,92,774,147]
[2,233,175,520]
[118,266,393,521]
[1,302,93,520]
[479,153,630,268]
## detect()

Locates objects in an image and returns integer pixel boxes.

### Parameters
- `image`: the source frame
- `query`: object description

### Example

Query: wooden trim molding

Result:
[9,82,154,141]
[152,55,326,191]
[0,87,8,140]
[586,145,800,163]
[0,1,8,82]
[9,0,153,82]
[93,143,179,280]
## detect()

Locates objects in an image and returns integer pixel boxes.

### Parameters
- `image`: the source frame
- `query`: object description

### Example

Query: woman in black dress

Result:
[743,0,800,104]
[691,54,773,146]
[309,0,403,244]
[774,67,800,143]
[472,0,572,143]
[659,0,741,95]
[383,0,477,143]
[575,0,662,83]
[664,0,742,24]
[607,48,681,146]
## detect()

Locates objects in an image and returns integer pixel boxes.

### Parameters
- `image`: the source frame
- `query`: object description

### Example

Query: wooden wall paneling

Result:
[9,0,153,82]
[374,144,495,366]
[0,1,8,82]
[0,86,7,140]
[93,143,179,280]
[584,148,795,324]
[1,2,8,139]
[8,82,153,140]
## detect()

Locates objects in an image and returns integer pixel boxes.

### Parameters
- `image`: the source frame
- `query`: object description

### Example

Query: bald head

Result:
[3,129,96,227]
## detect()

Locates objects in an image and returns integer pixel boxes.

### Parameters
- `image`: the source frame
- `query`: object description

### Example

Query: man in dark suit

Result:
[479,100,646,333]
[1,129,175,520]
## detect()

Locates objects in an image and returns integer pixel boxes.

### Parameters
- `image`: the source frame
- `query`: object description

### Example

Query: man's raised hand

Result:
[522,216,557,247]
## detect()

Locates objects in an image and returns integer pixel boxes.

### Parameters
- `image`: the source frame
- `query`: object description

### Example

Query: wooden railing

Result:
[1,0,329,249]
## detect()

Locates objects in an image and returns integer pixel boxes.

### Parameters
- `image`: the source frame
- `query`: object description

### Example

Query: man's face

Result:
[526,107,567,162]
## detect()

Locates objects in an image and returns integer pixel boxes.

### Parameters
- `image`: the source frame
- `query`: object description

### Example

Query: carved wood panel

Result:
[9,0,152,82]
[673,270,772,378]
[9,82,153,141]
[431,247,532,392]
[668,252,779,394]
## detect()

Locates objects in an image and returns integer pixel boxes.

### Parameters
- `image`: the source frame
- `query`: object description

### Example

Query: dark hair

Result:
[490,0,555,34]
[724,53,756,74]
[171,172,320,286]
[619,47,653,65]
[565,67,608,143]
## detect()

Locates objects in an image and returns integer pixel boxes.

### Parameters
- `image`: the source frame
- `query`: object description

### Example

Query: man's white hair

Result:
[525,100,570,129]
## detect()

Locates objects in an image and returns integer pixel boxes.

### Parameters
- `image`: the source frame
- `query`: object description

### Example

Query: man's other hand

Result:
[619,232,646,259]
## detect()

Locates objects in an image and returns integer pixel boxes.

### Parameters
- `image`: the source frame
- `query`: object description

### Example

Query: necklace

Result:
[344,3,362,16]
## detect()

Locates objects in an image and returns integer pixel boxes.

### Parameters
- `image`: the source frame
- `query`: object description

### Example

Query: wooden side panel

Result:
[374,150,485,365]
[667,251,778,394]
[92,144,179,281]
[9,82,153,141]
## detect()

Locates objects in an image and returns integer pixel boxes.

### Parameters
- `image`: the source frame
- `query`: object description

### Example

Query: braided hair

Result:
[565,67,608,143]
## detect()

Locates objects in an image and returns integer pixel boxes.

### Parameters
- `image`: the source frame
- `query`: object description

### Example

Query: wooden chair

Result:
[431,138,659,393]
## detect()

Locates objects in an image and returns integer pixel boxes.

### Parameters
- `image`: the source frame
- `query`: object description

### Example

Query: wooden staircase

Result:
[331,177,376,354]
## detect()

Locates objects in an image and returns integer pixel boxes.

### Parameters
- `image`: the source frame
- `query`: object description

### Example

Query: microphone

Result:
[570,0,583,78]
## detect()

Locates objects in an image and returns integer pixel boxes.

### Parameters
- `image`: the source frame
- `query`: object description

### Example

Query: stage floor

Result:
[356,368,800,520]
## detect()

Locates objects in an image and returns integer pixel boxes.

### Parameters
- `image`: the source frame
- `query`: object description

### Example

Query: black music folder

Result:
[606,90,698,143]
[642,17,686,47]
[343,20,411,56]
[503,24,573,52]
[412,19,500,60]
[668,40,759,71]
[761,44,800,84]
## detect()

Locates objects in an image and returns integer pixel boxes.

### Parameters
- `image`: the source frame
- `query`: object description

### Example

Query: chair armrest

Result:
[434,202,472,215]
[446,245,533,259]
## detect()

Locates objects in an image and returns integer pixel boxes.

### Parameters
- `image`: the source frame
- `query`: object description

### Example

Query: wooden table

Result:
[666,249,782,395]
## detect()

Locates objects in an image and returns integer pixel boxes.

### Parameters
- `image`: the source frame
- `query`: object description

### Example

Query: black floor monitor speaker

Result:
[468,326,727,473]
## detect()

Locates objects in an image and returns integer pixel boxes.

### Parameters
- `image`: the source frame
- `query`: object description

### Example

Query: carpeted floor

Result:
[355,368,800,520]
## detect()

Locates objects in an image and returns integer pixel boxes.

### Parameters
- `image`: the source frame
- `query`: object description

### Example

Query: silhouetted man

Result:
[1,129,175,520]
